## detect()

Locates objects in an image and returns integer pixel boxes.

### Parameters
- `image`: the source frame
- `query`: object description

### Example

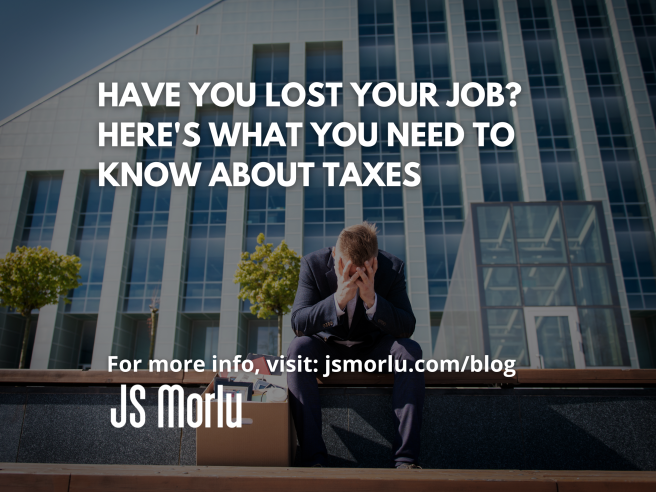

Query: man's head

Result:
[333,222,379,276]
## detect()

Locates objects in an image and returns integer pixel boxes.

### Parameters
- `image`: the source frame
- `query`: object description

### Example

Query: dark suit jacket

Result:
[290,247,416,346]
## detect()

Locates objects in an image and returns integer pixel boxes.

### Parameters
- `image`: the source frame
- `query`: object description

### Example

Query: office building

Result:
[0,0,655,369]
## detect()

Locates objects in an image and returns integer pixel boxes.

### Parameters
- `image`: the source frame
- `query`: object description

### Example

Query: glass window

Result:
[19,175,62,248]
[77,320,97,369]
[535,316,576,368]
[521,266,574,306]
[358,1,405,262]
[412,0,464,311]
[189,320,220,367]
[513,204,566,264]
[247,45,290,252]
[124,108,178,313]
[484,309,529,366]
[563,204,606,263]
[579,308,628,366]
[476,206,516,264]
[247,320,279,356]
[66,175,115,313]
[304,43,344,254]
[628,0,656,127]
[182,107,231,313]
[464,0,521,202]
[481,267,521,306]
[572,266,613,305]
[573,0,656,309]
[518,0,583,200]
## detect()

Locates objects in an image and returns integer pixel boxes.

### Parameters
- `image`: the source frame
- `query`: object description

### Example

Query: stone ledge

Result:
[0,368,655,388]
[1,463,656,492]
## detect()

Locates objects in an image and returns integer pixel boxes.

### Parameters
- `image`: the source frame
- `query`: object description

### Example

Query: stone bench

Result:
[0,369,655,470]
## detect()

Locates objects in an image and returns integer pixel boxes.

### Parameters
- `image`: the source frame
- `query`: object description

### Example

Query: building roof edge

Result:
[0,0,227,128]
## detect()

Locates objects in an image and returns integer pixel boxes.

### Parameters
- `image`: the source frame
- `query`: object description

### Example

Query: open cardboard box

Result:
[196,373,297,466]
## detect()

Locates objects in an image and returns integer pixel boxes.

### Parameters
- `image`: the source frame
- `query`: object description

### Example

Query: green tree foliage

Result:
[234,233,301,356]
[0,246,81,368]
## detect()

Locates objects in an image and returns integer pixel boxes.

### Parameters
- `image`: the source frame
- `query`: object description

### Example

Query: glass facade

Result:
[123,108,177,313]
[572,0,656,310]
[359,0,406,261]
[411,0,464,310]
[6,1,656,369]
[247,319,279,356]
[246,45,289,253]
[188,319,220,367]
[182,107,231,313]
[19,175,62,248]
[468,202,629,367]
[627,0,656,126]
[303,43,345,254]
[66,176,115,313]
[518,0,583,201]
[464,0,522,202]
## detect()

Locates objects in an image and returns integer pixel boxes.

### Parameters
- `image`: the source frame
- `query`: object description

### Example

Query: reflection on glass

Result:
[189,320,220,367]
[572,266,613,305]
[579,308,627,366]
[563,204,606,263]
[477,206,516,264]
[482,267,521,306]
[521,266,574,306]
[248,321,279,356]
[485,309,529,366]
[535,316,575,368]
[514,205,567,263]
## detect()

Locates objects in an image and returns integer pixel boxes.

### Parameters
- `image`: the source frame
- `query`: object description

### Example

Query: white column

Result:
[153,95,195,361]
[30,170,80,369]
[217,45,254,359]
[605,0,656,261]
[91,182,135,370]
[393,0,432,356]
[282,41,306,355]
[343,38,363,226]
[447,0,484,211]
[497,0,545,201]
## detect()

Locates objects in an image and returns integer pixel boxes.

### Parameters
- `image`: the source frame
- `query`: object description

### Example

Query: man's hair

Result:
[336,222,379,266]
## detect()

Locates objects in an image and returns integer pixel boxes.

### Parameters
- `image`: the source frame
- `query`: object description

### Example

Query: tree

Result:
[234,233,301,356]
[0,246,81,368]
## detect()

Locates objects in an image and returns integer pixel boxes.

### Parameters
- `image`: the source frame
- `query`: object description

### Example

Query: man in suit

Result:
[288,222,424,468]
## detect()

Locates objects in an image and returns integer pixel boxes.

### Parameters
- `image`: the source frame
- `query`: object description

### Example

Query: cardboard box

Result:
[196,374,296,466]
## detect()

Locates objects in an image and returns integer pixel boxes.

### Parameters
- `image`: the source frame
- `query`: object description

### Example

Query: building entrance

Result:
[524,306,585,369]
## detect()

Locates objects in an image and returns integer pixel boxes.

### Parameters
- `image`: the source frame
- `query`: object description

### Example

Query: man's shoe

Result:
[396,463,422,470]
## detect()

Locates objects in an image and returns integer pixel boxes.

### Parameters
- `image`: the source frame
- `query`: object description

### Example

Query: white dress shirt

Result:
[333,289,377,346]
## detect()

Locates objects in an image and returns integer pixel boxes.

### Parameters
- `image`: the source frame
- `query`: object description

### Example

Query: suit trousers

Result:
[286,333,425,467]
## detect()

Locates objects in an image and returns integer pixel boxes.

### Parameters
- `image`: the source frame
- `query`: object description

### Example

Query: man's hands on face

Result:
[356,258,378,308]
[334,258,360,311]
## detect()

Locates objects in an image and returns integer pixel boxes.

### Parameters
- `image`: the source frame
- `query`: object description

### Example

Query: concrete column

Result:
[393,0,432,356]
[153,94,195,361]
[282,41,306,355]
[217,45,253,359]
[551,0,639,367]
[497,0,546,201]
[91,180,135,370]
[447,0,484,212]
[30,169,80,369]
[343,37,363,226]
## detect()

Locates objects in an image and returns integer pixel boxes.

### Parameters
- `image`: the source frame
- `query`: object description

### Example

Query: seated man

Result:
[288,222,424,468]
